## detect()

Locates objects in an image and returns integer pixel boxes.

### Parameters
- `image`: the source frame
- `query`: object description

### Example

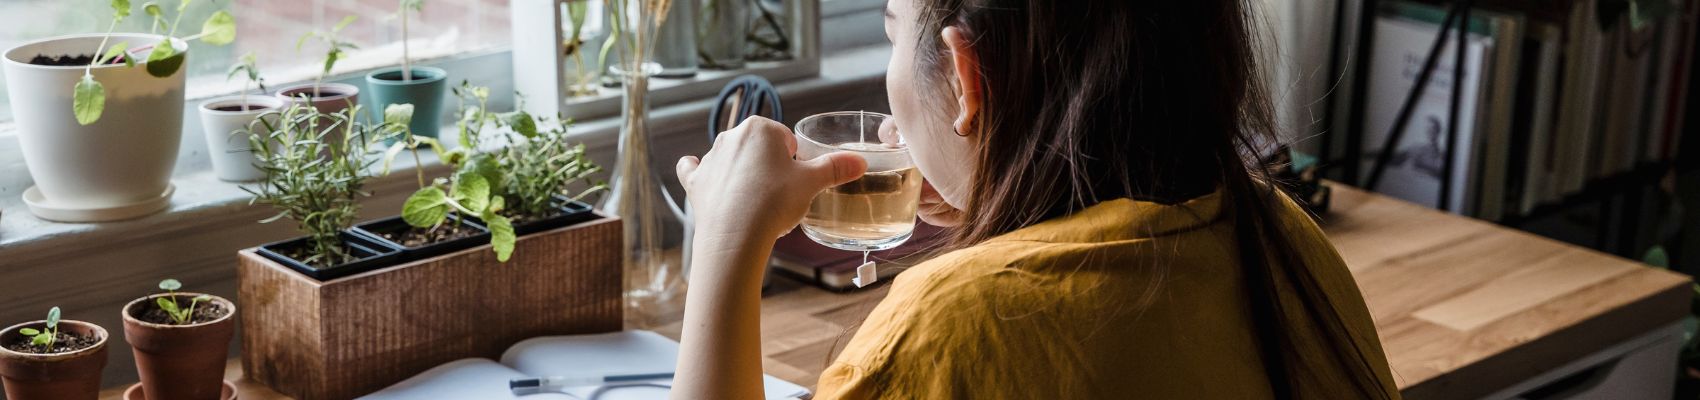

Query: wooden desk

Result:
[99,184,1692,399]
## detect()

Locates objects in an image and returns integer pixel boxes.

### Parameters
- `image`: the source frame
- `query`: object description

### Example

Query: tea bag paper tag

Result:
[852,261,878,288]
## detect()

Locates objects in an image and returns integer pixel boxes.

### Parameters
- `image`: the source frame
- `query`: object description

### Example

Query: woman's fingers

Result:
[800,152,868,191]
[878,118,901,145]
[676,156,701,191]
[733,116,798,157]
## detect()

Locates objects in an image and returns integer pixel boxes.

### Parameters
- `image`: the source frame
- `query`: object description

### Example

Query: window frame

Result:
[0,0,884,219]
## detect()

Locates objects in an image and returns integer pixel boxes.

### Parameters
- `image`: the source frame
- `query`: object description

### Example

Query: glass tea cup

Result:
[794,111,922,252]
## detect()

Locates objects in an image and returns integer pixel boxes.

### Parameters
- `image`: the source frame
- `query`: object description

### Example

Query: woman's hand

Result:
[676,116,869,252]
[671,117,867,400]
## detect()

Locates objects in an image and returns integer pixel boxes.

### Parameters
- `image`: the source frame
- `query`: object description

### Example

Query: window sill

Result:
[0,43,892,388]
[0,43,892,248]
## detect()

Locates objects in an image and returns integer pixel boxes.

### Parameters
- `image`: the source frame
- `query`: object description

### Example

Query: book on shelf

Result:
[1359,3,1498,213]
[1512,23,1565,216]
[1350,0,1694,220]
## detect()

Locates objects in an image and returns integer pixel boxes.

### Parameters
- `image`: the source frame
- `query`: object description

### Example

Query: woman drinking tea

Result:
[670,0,1401,398]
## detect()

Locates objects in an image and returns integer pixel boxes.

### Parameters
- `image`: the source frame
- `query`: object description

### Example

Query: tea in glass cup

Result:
[794,111,922,252]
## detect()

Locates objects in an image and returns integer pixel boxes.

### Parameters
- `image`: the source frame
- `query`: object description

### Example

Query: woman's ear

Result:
[942,26,982,137]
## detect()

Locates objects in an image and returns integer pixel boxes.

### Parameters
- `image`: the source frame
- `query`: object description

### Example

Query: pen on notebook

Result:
[509,372,675,394]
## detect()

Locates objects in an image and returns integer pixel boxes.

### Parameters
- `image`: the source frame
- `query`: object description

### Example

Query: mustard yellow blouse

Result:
[813,191,1400,399]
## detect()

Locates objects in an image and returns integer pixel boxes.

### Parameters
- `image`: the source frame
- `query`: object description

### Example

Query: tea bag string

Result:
[859,110,868,267]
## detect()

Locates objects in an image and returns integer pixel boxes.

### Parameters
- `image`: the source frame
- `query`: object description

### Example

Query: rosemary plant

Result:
[243,104,376,267]
[500,118,606,218]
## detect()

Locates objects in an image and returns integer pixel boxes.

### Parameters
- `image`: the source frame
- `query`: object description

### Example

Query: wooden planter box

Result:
[237,215,623,400]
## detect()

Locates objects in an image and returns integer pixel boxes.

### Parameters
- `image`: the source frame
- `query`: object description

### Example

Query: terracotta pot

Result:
[273,82,359,116]
[0,320,109,400]
[123,293,237,400]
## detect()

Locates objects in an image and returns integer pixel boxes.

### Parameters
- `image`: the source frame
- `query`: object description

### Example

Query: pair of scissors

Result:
[708,75,783,141]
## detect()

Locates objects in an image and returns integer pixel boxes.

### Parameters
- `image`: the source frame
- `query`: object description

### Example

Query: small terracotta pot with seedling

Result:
[276,15,361,116]
[122,279,237,400]
[0,307,108,400]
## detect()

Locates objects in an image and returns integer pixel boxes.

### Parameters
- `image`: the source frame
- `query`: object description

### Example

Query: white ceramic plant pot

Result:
[2,34,187,222]
[199,95,287,182]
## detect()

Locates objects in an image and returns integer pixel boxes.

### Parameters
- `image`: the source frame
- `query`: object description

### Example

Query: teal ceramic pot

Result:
[365,66,447,139]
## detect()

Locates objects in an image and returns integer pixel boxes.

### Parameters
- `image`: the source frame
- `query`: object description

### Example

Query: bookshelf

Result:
[1321,0,1698,260]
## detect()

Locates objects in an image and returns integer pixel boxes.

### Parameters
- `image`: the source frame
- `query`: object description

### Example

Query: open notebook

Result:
[360,330,811,400]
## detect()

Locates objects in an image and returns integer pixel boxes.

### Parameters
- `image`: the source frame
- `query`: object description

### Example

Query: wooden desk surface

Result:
[100,184,1692,400]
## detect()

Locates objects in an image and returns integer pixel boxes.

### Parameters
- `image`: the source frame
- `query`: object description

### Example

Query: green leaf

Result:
[485,214,515,262]
[19,328,39,336]
[322,49,340,75]
[461,153,505,196]
[504,111,538,138]
[567,0,588,37]
[414,136,445,157]
[402,187,450,228]
[381,141,408,174]
[194,294,212,302]
[73,75,106,125]
[45,307,59,328]
[333,15,358,32]
[385,103,416,127]
[159,279,182,291]
[441,148,469,167]
[199,11,236,45]
[143,2,161,17]
[31,334,50,346]
[98,41,128,66]
[402,0,425,12]
[156,297,180,315]
[453,173,491,213]
[144,43,182,78]
[112,0,132,20]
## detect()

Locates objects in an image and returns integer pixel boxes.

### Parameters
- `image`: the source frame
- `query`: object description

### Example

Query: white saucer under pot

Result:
[23,184,174,223]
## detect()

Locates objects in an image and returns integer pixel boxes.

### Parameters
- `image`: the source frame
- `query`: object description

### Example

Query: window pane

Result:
[0,0,512,123]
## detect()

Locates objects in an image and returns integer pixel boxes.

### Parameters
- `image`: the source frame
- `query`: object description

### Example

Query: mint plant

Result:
[74,0,236,125]
[154,279,213,325]
[387,90,517,260]
[297,15,360,98]
[244,104,376,267]
[16,307,61,350]
[226,52,267,110]
[377,83,604,262]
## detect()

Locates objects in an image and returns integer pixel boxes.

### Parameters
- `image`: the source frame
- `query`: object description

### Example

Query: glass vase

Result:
[697,0,748,70]
[604,64,690,328]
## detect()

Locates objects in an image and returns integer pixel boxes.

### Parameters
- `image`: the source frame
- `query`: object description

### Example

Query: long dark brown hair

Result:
[907,1,1396,398]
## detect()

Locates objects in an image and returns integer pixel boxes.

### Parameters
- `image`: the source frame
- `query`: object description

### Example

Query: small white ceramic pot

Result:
[199,95,287,182]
